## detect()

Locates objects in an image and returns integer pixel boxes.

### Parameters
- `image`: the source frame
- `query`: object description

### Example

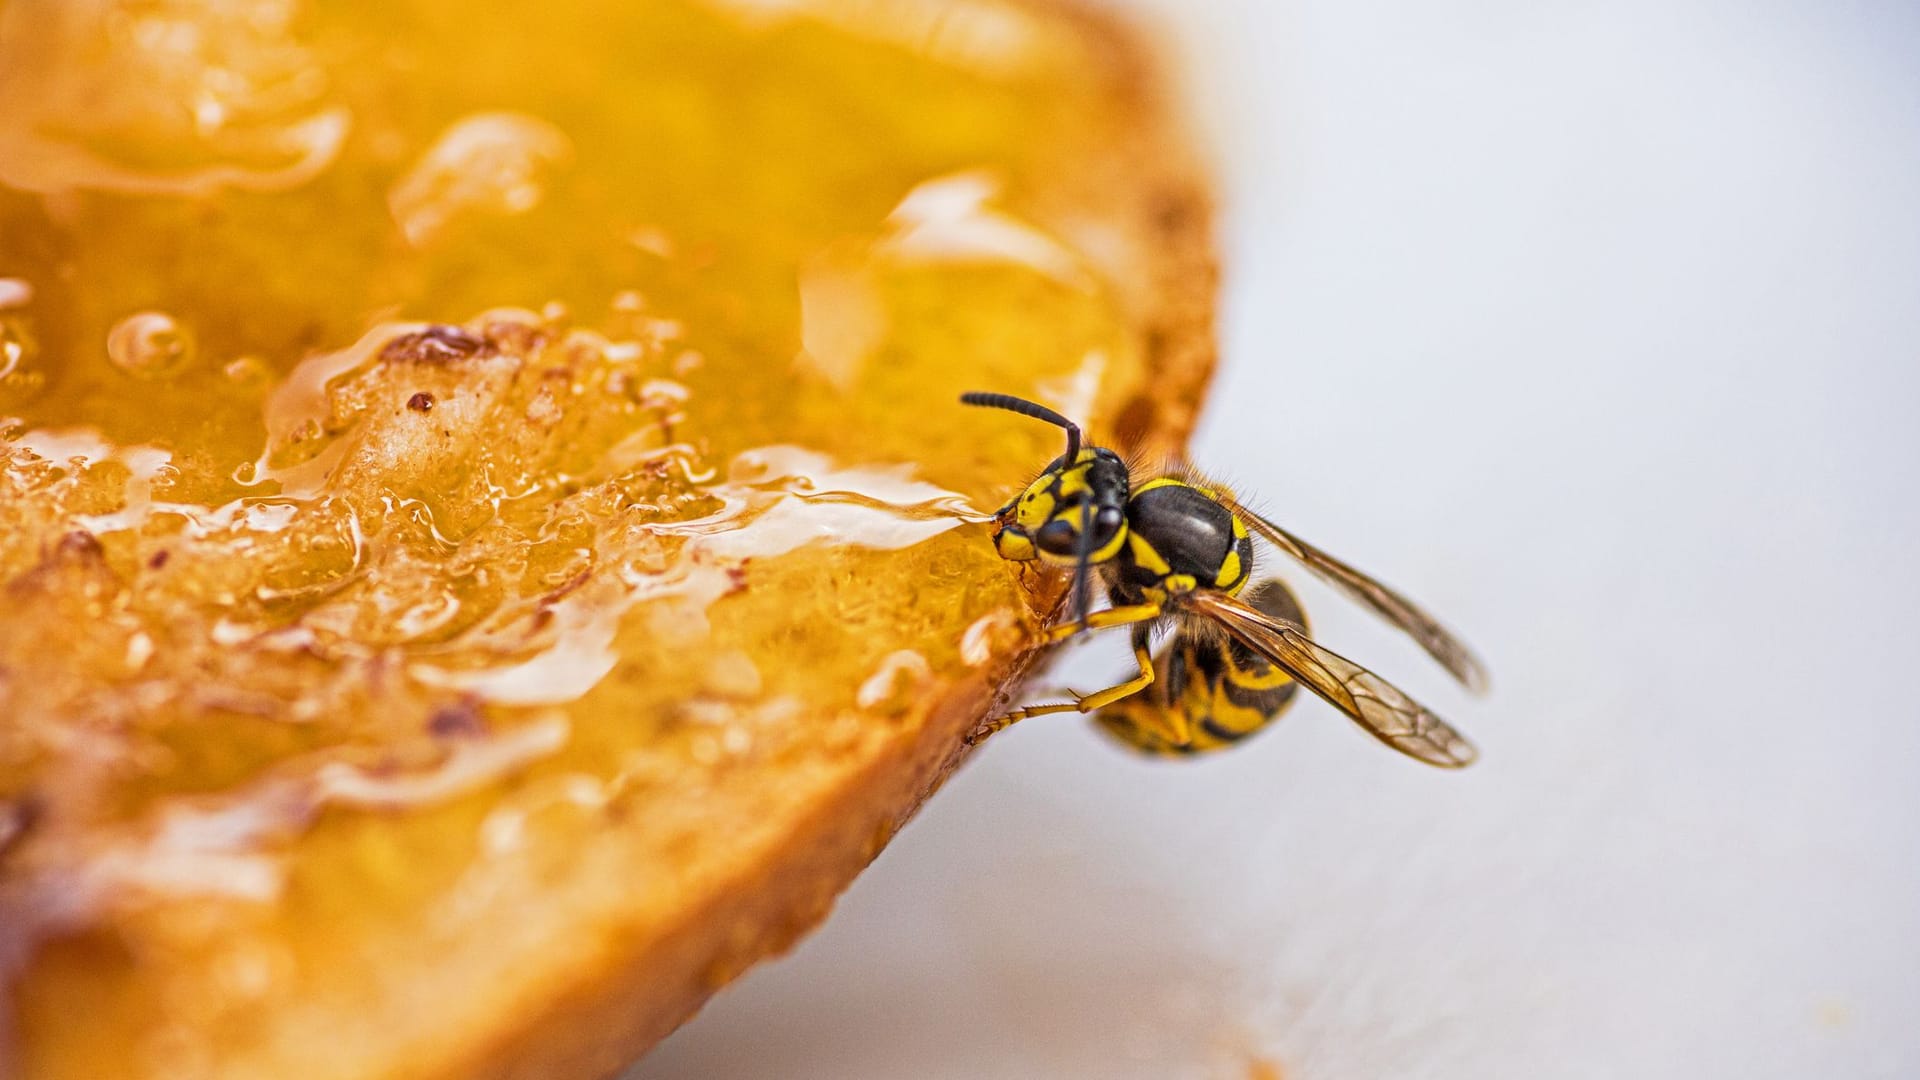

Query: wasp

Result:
[960,391,1488,767]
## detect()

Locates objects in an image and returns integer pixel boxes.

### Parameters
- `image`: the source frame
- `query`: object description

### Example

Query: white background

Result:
[638,2,1920,1077]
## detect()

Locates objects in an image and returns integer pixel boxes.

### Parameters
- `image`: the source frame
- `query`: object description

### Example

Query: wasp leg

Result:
[966,629,1157,746]
[1043,603,1162,643]
[1086,627,1194,748]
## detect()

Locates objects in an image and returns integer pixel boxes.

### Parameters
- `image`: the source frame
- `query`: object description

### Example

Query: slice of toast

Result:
[0,2,1215,1076]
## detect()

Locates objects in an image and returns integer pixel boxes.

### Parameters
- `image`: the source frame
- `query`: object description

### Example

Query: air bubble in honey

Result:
[107,312,194,378]
[0,314,45,404]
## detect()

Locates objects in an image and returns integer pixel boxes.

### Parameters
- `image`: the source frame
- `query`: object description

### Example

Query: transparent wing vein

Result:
[1187,589,1478,768]
[1225,498,1491,695]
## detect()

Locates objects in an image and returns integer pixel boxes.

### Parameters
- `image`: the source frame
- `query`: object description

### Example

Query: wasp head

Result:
[960,392,1131,571]
[991,447,1130,565]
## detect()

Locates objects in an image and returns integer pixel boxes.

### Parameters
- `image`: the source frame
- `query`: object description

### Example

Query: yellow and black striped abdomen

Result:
[1094,580,1306,756]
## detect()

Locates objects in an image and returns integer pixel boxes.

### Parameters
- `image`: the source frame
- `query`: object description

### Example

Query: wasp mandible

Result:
[961,391,1488,767]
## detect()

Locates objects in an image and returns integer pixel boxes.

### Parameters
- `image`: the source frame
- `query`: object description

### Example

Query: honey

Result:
[0,1,1212,1075]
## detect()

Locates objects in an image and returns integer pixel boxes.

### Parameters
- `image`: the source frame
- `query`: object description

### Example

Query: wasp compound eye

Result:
[1034,518,1078,556]
[1092,506,1125,546]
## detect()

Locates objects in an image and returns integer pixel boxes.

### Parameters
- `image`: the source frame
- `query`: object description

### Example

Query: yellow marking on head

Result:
[995,529,1036,561]
[1014,481,1056,531]
[1056,463,1093,499]
[1230,514,1249,540]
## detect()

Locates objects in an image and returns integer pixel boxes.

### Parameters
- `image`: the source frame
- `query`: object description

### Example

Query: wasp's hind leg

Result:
[966,626,1158,746]
[1092,631,1203,754]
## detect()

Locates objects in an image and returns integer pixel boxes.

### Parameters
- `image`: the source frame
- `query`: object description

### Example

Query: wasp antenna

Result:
[1072,505,1094,633]
[960,391,1081,464]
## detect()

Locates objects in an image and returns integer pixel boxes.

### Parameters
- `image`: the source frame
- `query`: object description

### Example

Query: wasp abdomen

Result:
[1094,579,1304,756]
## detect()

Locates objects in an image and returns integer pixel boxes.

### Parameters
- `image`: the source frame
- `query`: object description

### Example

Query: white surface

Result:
[637,2,1920,1077]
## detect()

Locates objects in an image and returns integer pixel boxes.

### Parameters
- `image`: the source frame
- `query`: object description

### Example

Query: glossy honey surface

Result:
[0,1,1201,1075]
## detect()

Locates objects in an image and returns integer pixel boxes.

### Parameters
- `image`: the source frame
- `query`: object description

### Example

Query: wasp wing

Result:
[1223,498,1490,695]
[1185,589,1478,768]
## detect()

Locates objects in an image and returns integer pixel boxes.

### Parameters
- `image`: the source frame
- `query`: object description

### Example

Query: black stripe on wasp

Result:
[959,391,1488,768]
